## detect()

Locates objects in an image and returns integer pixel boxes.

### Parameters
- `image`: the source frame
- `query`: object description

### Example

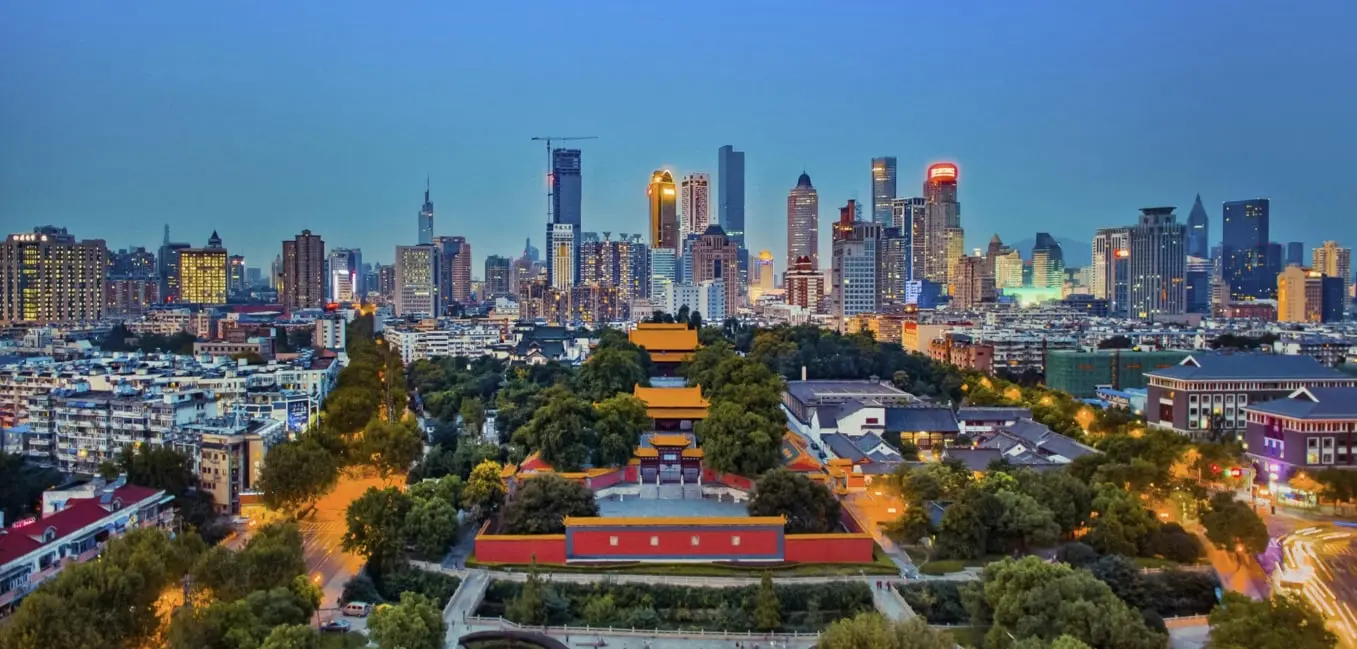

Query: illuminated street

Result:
[1275,525,1357,648]
[298,469,390,613]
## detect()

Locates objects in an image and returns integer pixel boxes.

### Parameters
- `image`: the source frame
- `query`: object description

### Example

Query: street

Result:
[1273,523,1357,648]
[298,469,391,616]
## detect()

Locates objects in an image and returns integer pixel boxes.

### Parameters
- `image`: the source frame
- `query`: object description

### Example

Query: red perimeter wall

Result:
[570,527,782,561]
[784,535,875,563]
[475,535,567,564]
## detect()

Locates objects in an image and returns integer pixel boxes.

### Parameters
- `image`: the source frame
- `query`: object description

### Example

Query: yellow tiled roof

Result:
[629,325,699,353]
[634,385,709,409]
[634,447,659,458]
[647,433,692,448]
[681,447,704,458]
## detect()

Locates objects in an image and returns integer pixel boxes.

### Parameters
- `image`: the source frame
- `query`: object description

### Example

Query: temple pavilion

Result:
[628,323,699,375]
[632,385,709,431]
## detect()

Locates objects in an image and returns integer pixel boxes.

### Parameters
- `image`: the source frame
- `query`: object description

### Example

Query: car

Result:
[320,619,351,633]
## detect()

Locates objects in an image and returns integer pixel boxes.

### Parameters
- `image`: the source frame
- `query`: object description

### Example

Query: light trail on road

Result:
[1277,526,1357,648]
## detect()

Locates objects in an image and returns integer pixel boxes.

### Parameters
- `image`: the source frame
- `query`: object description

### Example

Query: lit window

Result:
[731,536,741,547]
[609,536,618,547]
[650,536,659,547]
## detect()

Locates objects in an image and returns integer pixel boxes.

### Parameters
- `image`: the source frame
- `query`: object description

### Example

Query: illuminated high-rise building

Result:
[228,255,246,295]
[922,163,961,286]
[328,248,362,303]
[751,250,776,298]
[0,226,107,324]
[1312,240,1351,298]
[830,201,881,326]
[1092,227,1131,316]
[1126,208,1187,319]
[549,224,577,290]
[892,197,926,281]
[1277,266,1342,323]
[281,230,325,311]
[177,231,228,305]
[680,173,710,240]
[1222,198,1270,300]
[433,236,471,306]
[158,224,190,303]
[418,178,434,245]
[1031,233,1064,289]
[786,172,819,272]
[395,245,439,317]
[648,170,678,250]
[870,157,897,225]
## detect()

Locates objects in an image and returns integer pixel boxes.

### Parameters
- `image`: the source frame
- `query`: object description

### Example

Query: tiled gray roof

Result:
[785,380,909,404]
[1000,419,1098,460]
[956,407,1032,422]
[1245,387,1357,419]
[855,433,886,452]
[943,448,1004,472]
[1147,353,1354,382]
[885,407,959,433]
[821,433,867,462]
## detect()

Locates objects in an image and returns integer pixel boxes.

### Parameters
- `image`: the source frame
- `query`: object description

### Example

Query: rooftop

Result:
[956,407,1032,422]
[594,494,751,520]
[1245,387,1357,420]
[628,324,699,355]
[0,485,162,563]
[785,380,910,404]
[1147,353,1355,382]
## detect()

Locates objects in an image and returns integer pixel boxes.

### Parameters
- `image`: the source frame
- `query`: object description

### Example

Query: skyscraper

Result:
[1186,193,1209,259]
[950,255,995,309]
[1031,232,1064,289]
[718,145,745,248]
[893,197,926,282]
[433,236,471,306]
[830,201,881,326]
[1126,207,1187,318]
[177,231,228,305]
[1092,227,1132,316]
[878,227,909,306]
[328,248,362,302]
[0,226,107,324]
[418,178,434,246]
[688,225,742,317]
[784,256,823,312]
[648,170,678,250]
[158,224,190,304]
[870,157,897,225]
[1277,266,1326,323]
[1312,240,1352,298]
[785,172,819,272]
[484,255,512,298]
[751,250,775,299]
[228,255,246,296]
[394,245,439,317]
[281,230,325,311]
[680,173,710,240]
[549,224,577,290]
[922,163,961,286]
[1221,198,1270,300]
[545,148,583,286]
[1287,241,1305,267]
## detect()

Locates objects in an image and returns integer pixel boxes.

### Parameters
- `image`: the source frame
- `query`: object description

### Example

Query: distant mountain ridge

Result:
[1008,235,1092,267]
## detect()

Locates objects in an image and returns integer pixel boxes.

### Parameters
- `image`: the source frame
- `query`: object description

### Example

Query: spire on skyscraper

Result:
[163,224,170,246]
[1186,193,1209,258]
[208,230,222,248]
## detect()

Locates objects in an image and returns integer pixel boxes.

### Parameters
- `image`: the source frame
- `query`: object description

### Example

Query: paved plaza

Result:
[595,493,750,519]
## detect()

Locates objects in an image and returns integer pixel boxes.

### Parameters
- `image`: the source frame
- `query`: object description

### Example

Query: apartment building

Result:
[191,414,286,514]
[383,322,504,365]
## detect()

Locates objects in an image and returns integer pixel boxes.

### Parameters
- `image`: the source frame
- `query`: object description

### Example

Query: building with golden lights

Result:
[0,226,108,324]
[647,170,678,250]
[177,231,228,305]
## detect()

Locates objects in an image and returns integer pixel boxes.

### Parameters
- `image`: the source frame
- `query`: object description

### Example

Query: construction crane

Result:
[530,135,598,222]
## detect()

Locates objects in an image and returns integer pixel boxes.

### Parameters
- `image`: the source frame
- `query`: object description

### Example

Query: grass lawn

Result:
[917,559,966,575]
[467,545,900,578]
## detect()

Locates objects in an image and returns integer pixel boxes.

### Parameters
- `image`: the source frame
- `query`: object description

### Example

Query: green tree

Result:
[506,567,548,626]
[593,393,649,467]
[1085,484,1156,557]
[323,386,379,434]
[501,473,599,535]
[368,592,445,649]
[361,418,424,479]
[342,487,413,567]
[747,468,842,533]
[695,400,782,476]
[1016,469,1094,536]
[451,440,501,480]
[404,495,459,558]
[576,347,648,402]
[992,489,1060,551]
[895,439,921,462]
[258,439,340,513]
[192,522,310,602]
[1206,592,1336,649]
[462,459,506,520]
[817,613,956,649]
[754,574,782,631]
[459,396,486,436]
[582,593,619,626]
[969,556,1167,649]
[1201,492,1269,556]
[512,384,596,471]
[0,453,62,523]
[259,625,321,649]
[119,444,196,496]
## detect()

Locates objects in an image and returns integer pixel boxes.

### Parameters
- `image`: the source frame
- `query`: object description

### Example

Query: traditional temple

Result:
[632,385,708,431]
[633,432,703,484]
[628,323,699,374]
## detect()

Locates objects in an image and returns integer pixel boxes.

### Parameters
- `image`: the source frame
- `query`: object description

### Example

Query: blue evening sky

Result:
[2,1,1354,273]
